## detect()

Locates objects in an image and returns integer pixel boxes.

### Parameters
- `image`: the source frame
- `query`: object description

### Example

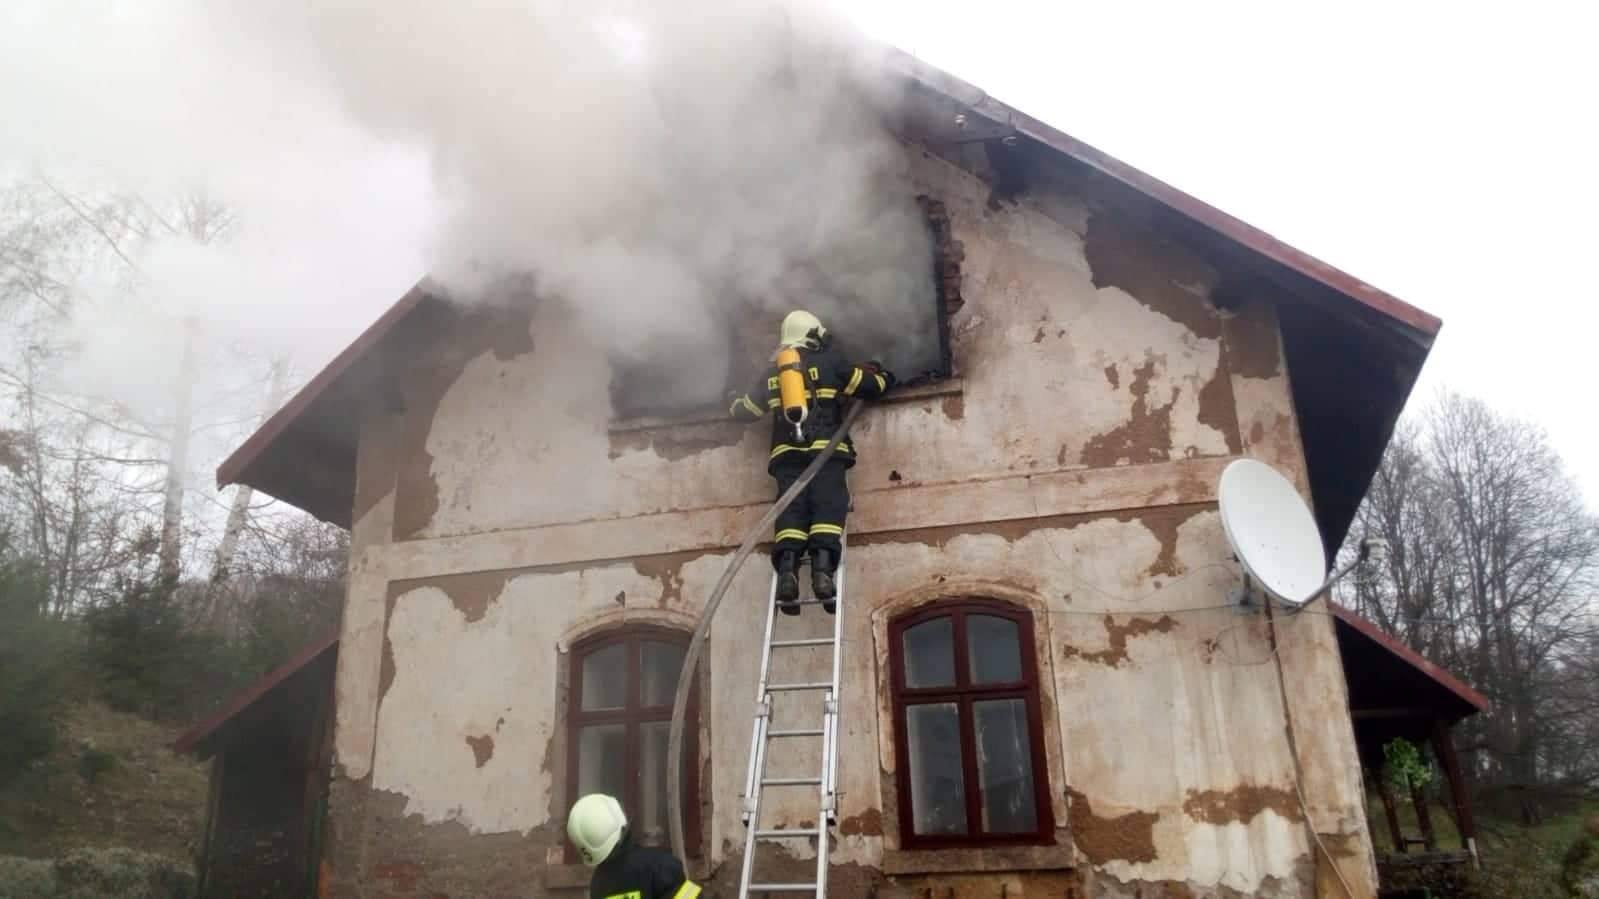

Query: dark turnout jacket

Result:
[728,343,892,472]
[588,832,700,899]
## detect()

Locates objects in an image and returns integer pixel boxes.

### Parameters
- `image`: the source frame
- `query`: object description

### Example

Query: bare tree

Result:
[1346,392,1599,806]
[0,175,270,612]
[205,356,289,624]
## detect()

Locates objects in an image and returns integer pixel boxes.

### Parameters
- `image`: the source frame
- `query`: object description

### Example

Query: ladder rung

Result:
[771,637,835,648]
[767,682,831,692]
[762,776,822,786]
[749,884,818,893]
[768,728,824,738]
[755,827,821,838]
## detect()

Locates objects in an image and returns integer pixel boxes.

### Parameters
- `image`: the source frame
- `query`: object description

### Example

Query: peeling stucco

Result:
[1182,784,1303,825]
[1083,212,1223,341]
[1196,343,1244,455]
[1079,354,1181,467]
[465,734,494,769]
[1066,787,1159,864]
[392,306,536,541]
[1060,614,1179,668]
[632,554,689,608]
[392,569,518,625]
[838,807,883,837]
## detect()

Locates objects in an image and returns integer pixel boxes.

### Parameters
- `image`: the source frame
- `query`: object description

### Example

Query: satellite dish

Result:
[1218,459,1327,607]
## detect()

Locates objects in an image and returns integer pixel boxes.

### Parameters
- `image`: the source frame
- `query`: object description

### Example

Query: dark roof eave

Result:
[215,278,439,495]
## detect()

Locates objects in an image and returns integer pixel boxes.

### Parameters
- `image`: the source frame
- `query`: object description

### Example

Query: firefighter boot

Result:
[774,550,802,616]
[811,548,838,614]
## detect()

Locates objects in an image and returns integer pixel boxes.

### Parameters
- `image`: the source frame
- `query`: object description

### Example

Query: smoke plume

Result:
[3,0,938,415]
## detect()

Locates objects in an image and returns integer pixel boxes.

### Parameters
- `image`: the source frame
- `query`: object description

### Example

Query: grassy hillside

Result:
[0,702,206,865]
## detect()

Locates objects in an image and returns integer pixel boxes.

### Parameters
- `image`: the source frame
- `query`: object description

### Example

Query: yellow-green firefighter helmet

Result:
[567,793,626,866]
[779,310,826,350]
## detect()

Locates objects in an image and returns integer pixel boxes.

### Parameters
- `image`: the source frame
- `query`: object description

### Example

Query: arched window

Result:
[566,627,700,854]
[888,600,1053,847]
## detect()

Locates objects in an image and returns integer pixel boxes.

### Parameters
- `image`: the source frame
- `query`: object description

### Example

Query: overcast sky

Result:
[850,0,1598,508]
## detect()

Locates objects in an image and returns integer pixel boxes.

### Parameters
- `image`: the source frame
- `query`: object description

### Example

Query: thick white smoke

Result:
[3,0,937,415]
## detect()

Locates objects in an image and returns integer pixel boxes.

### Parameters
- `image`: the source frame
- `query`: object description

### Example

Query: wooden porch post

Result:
[1373,769,1406,854]
[1409,778,1437,851]
[1431,718,1480,866]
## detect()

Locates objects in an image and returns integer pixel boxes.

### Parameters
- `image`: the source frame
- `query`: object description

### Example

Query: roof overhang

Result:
[1332,602,1487,757]
[172,631,339,759]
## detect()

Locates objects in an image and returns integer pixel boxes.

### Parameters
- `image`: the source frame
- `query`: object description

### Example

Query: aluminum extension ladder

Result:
[737,543,846,897]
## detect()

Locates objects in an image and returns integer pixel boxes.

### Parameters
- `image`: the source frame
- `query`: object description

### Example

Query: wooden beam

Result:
[1432,719,1477,842]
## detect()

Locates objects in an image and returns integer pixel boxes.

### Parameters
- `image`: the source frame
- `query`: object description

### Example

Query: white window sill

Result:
[606,378,965,435]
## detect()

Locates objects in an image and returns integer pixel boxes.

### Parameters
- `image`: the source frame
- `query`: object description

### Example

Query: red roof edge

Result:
[215,279,437,490]
[884,49,1442,340]
[1329,602,1489,713]
[172,630,340,756]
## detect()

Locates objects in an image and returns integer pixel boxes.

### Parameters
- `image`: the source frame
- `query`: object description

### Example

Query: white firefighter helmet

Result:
[779,310,826,350]
[567,793,627,866]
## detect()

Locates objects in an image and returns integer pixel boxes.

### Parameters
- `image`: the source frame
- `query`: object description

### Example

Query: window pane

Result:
[641,641,685,709]
[637,721,673,848]
[905,702,967,835]
[581,643,628,711]
[973,699,1038,834]
[967,615,1023,684]
[902,617,955,688]
[576,723,628,802]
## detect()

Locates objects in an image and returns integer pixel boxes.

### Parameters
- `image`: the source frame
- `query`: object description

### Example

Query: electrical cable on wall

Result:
[1267,601,1358,899]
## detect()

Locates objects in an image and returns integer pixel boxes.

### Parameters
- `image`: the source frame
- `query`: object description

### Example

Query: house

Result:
[205,51,1470,898]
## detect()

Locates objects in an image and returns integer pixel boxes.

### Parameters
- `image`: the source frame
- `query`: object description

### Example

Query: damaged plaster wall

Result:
[322,135,1375,897]
[394,145,1237,542]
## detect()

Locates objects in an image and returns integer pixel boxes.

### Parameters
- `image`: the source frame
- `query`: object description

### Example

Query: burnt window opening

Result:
[565,627,701,860]
[889,599,1054,849]
[607,197,963,421]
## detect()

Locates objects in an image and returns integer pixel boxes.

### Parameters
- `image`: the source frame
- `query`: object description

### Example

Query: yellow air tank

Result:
[776,346,808,440]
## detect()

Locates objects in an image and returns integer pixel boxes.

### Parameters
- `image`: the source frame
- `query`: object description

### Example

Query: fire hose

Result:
[666,401,865,864]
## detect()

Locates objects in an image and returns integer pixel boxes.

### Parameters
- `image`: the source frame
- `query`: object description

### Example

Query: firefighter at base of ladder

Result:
[728,310,896,615]
[568,794,702,899]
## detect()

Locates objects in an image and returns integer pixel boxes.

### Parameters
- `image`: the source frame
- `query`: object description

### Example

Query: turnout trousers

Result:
[770,455,850,566]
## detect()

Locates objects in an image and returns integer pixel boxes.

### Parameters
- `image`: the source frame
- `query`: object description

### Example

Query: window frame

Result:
[888,599,1055,849]
[606,196,961,423]
[564,625,701,859]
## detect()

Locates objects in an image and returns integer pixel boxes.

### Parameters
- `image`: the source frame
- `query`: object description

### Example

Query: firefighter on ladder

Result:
[729,310,895,615]
[568,794,702,899]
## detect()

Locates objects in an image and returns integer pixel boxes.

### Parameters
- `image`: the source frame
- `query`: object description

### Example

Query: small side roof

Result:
[172,631,339,759]
[1332,601,1488,748]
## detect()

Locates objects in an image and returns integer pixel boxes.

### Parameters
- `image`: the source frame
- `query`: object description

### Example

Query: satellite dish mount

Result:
[1218,459,1387,614]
